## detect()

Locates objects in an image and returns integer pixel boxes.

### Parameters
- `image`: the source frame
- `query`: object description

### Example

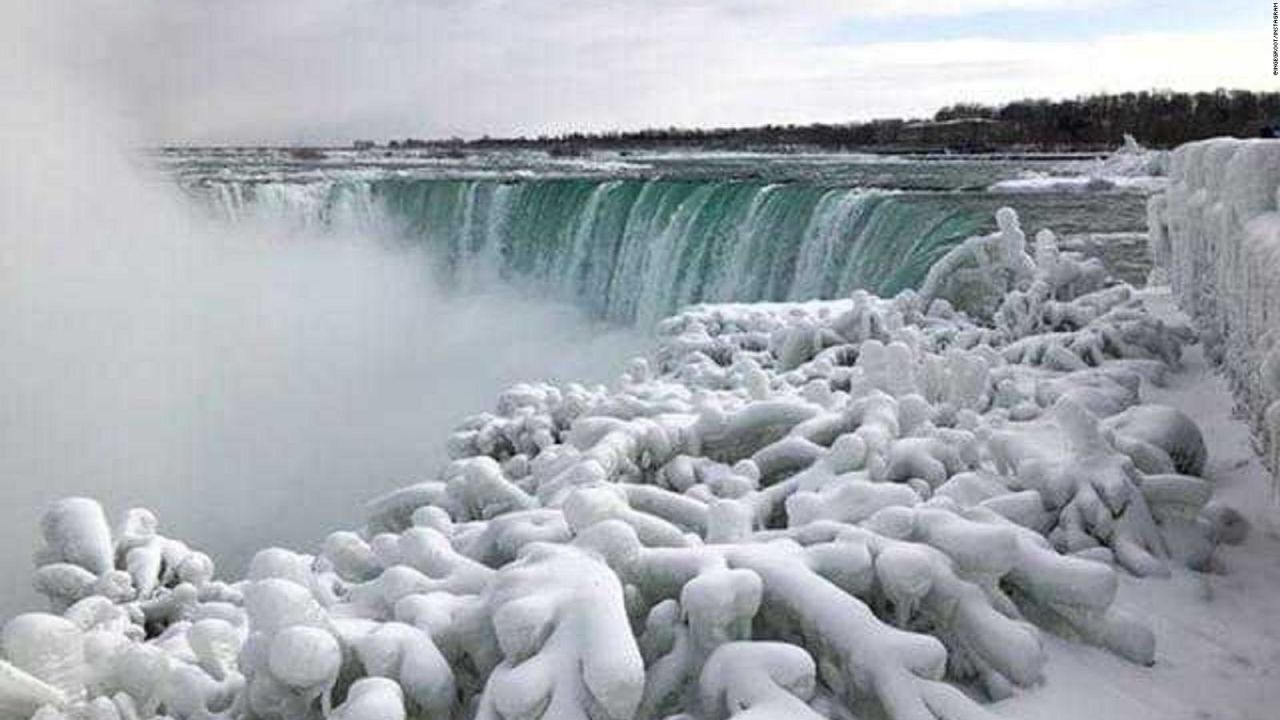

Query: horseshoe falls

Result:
[201,178,989,324]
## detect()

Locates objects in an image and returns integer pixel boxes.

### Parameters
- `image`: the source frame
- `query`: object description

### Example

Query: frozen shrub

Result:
[0,209,1230,720]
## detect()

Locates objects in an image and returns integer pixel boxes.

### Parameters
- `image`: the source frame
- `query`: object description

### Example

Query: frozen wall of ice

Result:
[1148,137,1280,475]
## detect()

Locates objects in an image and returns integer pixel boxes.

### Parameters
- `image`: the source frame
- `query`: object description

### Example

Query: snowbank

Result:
[0,210,1239,720]
[1148,137,1280,480]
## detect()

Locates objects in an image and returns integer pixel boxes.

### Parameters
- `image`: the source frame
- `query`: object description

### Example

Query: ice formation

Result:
[989,135,1169,194]
[0,208,1232,720]
[1148,138,1280,489]
[1078,134,1170,183]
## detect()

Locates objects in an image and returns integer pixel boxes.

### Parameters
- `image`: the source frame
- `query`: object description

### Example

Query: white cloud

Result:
[13,0,1265,144]
[783,29,1267,118]
[842,0,1127,18]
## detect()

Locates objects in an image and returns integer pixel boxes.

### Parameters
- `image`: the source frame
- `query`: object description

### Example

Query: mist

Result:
[0,9,643,616]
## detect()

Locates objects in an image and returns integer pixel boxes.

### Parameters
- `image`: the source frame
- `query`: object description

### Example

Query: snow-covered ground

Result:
[1,206,1271,720]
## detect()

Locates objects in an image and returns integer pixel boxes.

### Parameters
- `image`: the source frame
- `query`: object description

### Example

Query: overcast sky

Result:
[13,0,1274,144]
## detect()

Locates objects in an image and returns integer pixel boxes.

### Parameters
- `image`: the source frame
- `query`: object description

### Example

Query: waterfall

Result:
[193,177,989,324]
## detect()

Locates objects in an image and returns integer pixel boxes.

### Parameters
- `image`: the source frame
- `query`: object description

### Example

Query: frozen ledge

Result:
[0,209,1246,720]
[1148,137,1280,478]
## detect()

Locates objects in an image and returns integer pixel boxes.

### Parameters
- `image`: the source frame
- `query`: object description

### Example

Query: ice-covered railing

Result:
[0,209,1246,720]
[1148,138,1280,479]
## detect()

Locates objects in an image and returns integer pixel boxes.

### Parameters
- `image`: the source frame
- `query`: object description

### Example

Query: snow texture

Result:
[0,208,1233,720]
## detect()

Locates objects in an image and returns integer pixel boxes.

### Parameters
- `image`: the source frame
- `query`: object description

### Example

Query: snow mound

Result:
[0,209,1231,720]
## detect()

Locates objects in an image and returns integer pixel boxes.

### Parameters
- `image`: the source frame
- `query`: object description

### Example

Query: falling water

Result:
[197,177,989,324]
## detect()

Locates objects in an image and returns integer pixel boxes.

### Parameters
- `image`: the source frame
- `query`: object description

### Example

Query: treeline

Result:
[931,90,1280,148]
[371,90,1280,154]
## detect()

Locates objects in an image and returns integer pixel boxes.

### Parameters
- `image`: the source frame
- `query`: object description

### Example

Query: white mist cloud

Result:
[849,0,1126,17]
[0,3,644,615]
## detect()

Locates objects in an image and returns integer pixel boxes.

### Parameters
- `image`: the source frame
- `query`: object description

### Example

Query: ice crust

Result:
[0,208,1232,720]
[1148,137,1280,488]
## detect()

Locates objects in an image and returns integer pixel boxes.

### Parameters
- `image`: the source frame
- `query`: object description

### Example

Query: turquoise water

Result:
[170,149,1150,325]
[206,177,987,324]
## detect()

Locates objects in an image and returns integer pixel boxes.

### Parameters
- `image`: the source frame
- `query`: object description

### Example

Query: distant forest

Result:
[374,90,1280,154]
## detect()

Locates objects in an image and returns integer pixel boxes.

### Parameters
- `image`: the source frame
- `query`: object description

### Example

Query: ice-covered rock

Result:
[330,678,404,720]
